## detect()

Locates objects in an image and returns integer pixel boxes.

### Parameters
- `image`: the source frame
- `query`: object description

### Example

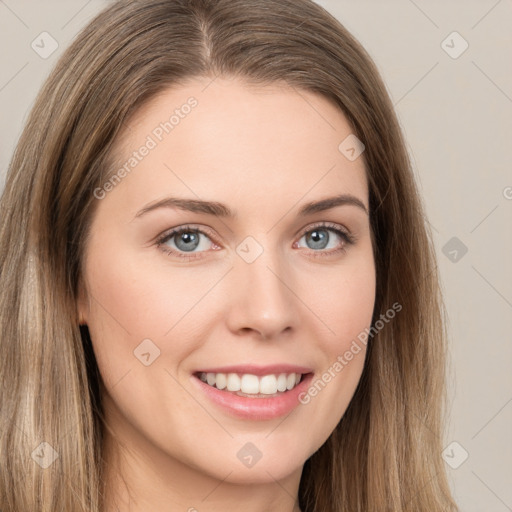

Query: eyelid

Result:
[155,224,220,249]
[296,221,356,244]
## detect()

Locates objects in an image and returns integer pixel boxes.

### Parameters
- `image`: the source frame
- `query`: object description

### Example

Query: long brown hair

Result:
[0,0,458,510]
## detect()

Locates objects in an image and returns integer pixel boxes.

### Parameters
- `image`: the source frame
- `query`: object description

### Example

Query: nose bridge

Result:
[225,237,298,338]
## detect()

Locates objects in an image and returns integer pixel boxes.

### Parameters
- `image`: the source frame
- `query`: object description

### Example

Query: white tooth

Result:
[277,373,287,392]
[204,371,301,394]
[226,373,241,392]
[241,374,260,394]
[215,373,227,390]
[259,375,278,394]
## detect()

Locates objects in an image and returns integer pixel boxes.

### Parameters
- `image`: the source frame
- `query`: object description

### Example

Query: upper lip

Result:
[194,364,314,377]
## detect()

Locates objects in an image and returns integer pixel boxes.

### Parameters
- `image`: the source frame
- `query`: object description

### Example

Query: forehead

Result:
[103,77,368,220]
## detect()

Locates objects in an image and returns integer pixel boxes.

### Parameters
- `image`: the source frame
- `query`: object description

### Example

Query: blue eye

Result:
[157,226,215,258]
[156,222,355,260]
[301,227,339,250]
[296,223,355,257]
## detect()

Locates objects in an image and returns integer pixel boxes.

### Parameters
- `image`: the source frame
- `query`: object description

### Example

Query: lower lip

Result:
[192,373,314,421]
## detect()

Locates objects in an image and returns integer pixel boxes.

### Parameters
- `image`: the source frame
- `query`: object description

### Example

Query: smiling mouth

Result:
[193,371,311,398]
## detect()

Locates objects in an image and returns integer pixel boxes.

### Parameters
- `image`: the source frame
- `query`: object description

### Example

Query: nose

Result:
[224,247,299,340]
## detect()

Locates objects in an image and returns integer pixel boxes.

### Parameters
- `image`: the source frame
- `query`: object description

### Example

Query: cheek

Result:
[302,252,376,353]
[294,253,375,434]
[81,243,161,379]
[82,238,223,382]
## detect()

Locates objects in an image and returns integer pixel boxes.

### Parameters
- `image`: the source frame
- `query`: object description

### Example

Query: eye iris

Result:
[306,229,329,250]
[175,231,200,252]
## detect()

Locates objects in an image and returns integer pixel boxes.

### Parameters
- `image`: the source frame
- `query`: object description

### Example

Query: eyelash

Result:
[155,222,356,261]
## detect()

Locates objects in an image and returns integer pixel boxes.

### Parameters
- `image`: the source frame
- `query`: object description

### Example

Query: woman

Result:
[0,0,459,510]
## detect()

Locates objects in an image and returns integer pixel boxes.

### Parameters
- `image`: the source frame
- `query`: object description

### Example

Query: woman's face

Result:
[79,77,375,499]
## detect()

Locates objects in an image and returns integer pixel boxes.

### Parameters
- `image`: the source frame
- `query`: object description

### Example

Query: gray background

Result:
[1,1,511,510]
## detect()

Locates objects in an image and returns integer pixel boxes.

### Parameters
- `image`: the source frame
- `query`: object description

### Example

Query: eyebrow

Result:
[133,193,368,220]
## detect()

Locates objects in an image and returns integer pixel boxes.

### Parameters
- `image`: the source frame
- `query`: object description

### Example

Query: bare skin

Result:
[78,76,376,512]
